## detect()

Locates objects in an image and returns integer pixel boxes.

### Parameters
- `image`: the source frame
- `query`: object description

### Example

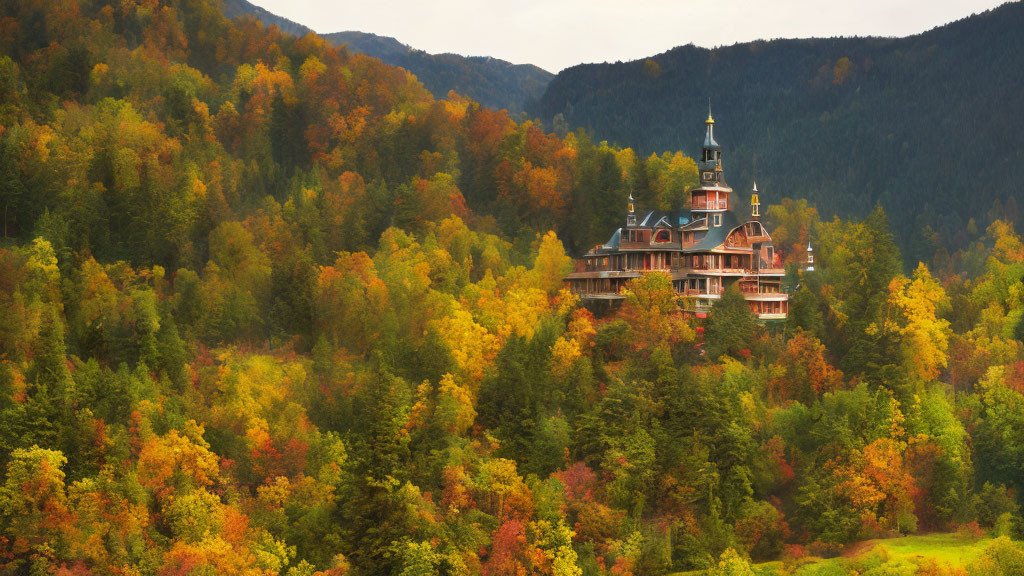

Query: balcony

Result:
[679,266,755,277]
[740,287,788,301]
[691,199,728,210]
[680,287,722,297]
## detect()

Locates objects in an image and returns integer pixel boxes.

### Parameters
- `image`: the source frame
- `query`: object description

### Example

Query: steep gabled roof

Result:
[637,209,690,228]
[684,210,741,252]
[602,228,622,250]
[681,217,708,231]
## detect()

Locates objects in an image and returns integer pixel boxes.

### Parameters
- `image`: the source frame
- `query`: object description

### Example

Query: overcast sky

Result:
[249,0,1010,72]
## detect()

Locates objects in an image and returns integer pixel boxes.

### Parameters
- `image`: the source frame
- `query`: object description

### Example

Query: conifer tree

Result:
[704,284,757,360]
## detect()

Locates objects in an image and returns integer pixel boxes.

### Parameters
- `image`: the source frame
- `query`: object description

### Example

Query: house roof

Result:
[602,228,622,250]
[704,131,721,151]
[684,210,740,252]
[637,209,690,228]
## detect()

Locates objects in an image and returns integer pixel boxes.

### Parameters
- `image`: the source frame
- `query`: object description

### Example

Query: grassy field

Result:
[868,533,992,565]
[671,533,996,576]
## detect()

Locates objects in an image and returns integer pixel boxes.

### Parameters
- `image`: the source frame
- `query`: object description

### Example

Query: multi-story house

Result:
[564,112,789,320]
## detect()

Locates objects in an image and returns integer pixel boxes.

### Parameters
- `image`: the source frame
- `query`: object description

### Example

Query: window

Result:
[713,213,722,227]
[653,229,671,243]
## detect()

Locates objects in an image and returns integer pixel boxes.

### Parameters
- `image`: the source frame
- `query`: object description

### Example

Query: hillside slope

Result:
[532,1,1024,261]
[221,0,312,37]
[325,31,553,115]
[222,0,552,113]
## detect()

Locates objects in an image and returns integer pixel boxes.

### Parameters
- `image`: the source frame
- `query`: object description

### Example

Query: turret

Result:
[750,181,760,219]
[805,241,815,272]
[626,193,636,227]
[691,104,731,226]
[700,104,722,170]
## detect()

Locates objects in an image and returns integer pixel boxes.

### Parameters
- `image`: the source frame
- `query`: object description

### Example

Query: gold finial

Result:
[706,98,714,124]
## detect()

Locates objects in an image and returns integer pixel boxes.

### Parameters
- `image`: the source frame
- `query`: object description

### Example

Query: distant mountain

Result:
[532,2,1024,262]
[323,31,409,61]
[324,31,553,115]
[221,0,552,114]
[220,0,312,37]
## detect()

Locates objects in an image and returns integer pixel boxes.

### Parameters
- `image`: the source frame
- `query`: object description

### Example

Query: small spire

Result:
[750,181,760,218]
[807,241,813,252]
[706,98,714,124]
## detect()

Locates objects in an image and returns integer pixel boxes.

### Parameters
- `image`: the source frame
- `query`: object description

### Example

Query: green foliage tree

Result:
[818,206,904,377]
[704,284,757,360]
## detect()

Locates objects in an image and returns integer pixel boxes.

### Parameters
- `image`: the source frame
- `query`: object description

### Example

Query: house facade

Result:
[564,112,789,320]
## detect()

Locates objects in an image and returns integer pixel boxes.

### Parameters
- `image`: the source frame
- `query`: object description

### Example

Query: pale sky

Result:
[249,0,1010,72]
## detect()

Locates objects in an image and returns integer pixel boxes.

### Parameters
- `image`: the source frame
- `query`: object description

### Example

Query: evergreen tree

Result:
[704,284,757,360]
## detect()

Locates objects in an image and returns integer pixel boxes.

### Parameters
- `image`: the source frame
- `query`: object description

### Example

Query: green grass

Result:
[868,533,992,566]
[669,533,995,576]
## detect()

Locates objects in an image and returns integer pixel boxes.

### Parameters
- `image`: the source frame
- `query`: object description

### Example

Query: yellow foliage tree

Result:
[888,263,951,381]
[433,307,499,387]
[531,231,572,296]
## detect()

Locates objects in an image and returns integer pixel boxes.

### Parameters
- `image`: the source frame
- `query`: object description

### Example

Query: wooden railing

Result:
[681,287,721,296]
[691,199,728,210]
[741,288,784,296]
[574,261,782,275]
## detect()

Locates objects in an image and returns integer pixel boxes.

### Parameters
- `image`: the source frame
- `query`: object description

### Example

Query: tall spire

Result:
[626,192,636,227]
[805,240,815,272]
[750,181,760,218]
[701,99,720,166]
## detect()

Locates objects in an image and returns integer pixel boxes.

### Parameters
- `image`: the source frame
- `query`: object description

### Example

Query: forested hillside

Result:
[324,31,553,116]
[224,0,553,114]
[221,0,313,37]
[533,1,1024,265]
[3,1,1024,575]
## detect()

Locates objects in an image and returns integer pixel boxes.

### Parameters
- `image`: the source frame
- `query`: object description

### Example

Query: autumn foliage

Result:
[1,1,1024,575]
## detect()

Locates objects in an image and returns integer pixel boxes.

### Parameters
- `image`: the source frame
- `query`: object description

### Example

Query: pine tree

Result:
[704,284,757,360]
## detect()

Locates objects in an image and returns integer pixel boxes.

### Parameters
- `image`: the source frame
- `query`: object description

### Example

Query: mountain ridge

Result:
[531,1,1024,262]
[221,0,552,113]
[220,0,313,37]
